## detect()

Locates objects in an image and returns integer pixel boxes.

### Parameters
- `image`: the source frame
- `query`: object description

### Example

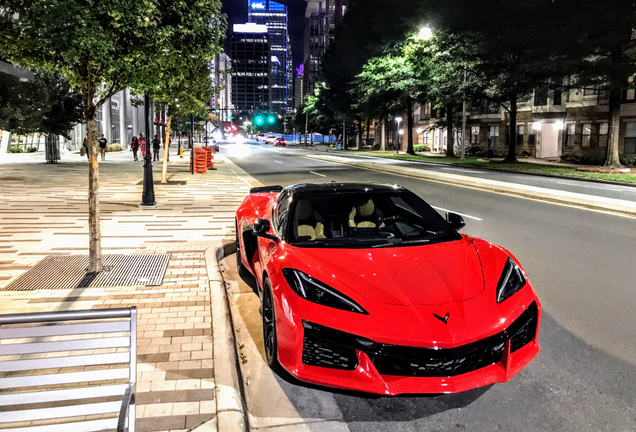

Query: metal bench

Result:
[0,308,137,432]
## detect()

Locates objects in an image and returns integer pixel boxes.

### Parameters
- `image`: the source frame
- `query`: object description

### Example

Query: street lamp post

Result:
[395,116,403,154]
[461,69,467,160]
[141,93,156,206]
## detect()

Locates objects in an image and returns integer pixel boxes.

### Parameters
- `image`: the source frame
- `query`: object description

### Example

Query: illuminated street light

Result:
[418,26,433,41]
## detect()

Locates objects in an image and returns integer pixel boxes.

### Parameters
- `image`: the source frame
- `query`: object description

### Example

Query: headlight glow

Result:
[496,258,527,303]
[282,269,368,315]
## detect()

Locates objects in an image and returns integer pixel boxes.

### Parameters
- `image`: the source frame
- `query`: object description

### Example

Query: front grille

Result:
[301,302,538,377]
[369,341,505,378]
[302,331,358,370]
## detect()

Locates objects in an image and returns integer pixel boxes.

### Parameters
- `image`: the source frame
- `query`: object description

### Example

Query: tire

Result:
[262,278,279,368]
[235,219,247,274]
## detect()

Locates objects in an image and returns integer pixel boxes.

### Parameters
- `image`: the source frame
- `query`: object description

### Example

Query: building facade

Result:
[412,87,636,161]
[302,0,347,98]
[248,0,293,114]
[231,23,271,113]
[209,53,233,124]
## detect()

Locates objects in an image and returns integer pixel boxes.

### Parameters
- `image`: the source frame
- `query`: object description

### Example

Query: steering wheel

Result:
[374,215,407,230]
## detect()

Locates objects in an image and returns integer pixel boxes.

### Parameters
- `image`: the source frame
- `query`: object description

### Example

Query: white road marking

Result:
[274,160,283,164]
[310,171,327,177]
[431,206,484,221]
[557,181,623,192]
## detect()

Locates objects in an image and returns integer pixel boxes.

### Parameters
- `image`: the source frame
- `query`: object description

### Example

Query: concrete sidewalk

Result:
[0,150,250,432]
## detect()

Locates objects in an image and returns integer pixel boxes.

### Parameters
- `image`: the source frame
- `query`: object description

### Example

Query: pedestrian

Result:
[130,136,140,161]
[152,135,161,161]
[98,134,108,161]
[82,136,89,159]
[139,134,147,158]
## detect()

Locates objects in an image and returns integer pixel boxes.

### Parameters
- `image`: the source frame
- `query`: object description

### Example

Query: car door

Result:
[255,190,291,288]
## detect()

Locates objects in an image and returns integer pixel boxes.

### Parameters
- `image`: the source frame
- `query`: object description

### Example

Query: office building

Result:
[303,0,348,97]
[209,53,233,124]
[231,23,271,113]
[248,0,293,114]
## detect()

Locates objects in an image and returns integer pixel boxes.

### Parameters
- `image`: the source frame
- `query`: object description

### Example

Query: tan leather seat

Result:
[349,200,379,228]
[296,200,326,241]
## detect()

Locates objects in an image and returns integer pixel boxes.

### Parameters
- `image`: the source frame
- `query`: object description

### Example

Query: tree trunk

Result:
[505,97,518,162]
[81,82,102,273]
[446,104,455,157]
[365,118,371,144]
[357,120,363,149]
[406,97,415,155]
[606,85,623,168]
[161,113,172,184]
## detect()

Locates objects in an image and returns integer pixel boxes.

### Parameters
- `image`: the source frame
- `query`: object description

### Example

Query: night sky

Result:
[221,0,306,69]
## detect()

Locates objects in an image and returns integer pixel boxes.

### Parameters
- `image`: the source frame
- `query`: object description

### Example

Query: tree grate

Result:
[2,254,171,291]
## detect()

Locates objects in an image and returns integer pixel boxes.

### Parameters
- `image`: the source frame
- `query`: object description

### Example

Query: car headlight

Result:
[497,258,527,303]
[282,269,368,315]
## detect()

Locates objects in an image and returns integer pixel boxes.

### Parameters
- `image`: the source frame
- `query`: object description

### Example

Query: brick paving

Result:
[0,149,249,432]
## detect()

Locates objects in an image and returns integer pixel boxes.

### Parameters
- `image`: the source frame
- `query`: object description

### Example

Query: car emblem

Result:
[433,312,450,324]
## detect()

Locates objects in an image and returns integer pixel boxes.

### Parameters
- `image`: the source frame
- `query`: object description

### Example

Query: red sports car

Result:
[235,183,541,395]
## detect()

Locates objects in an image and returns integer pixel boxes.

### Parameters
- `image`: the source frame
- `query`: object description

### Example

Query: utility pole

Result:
[190,113,194,174]
[304,109,309,146]
[461,69,467,160]
[141,93,156,207]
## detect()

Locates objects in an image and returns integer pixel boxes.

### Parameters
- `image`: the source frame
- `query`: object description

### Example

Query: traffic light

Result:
[254,115,265,126]
[267,115,276,124]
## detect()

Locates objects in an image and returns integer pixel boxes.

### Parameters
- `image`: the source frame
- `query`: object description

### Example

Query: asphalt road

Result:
[283,143,636,202]
[222,140,636,432]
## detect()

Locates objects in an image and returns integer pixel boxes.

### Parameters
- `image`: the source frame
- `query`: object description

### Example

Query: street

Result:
[222,140,636,432]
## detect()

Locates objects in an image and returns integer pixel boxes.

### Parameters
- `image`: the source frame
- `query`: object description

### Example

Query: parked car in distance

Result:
[274,138,287,147]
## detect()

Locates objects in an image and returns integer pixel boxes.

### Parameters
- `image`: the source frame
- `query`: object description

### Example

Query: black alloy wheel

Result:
[262,278,278,368]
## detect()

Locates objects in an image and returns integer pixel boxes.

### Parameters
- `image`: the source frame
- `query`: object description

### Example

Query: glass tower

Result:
[248,0,293,115]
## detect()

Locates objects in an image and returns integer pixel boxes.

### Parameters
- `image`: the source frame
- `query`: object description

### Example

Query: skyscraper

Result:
[248,0,293,115]
[303,0,348,97]
[231,23,271,112]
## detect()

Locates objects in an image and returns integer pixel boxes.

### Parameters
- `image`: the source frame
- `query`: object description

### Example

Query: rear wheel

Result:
[262,278,278,368]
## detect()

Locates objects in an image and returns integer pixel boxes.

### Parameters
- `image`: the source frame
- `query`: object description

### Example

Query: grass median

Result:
[348,152,636,185]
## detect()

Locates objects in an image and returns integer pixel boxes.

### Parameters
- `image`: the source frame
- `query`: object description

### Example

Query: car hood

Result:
[291,238,485,307]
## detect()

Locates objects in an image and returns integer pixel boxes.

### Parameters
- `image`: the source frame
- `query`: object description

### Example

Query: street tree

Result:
[142,0,225,183]
[0,71,84,139]
[406,31,483,157]
[565,0,636,167]
[422,0,572,162]
[356,41,434,155]
[0,0,225,272]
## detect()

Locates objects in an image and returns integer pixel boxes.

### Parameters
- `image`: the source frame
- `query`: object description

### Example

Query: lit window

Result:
[582,123,592,147]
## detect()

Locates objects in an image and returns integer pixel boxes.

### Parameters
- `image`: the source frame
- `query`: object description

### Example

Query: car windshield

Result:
[288,191,459,248]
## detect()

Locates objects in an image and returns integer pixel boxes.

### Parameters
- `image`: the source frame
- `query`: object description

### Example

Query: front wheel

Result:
[262,278,278,368]
[235,219,247,273]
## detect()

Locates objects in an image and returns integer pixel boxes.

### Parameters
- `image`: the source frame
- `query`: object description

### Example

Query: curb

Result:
[301,147,636,189]
[192,241,248,432]
[304,154,636,218]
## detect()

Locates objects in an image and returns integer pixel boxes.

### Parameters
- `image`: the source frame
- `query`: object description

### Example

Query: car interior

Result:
[290,193,453,245]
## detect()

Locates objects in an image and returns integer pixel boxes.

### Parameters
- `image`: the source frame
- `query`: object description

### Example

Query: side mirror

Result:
[446,212,466,232]
[252,219,279,241]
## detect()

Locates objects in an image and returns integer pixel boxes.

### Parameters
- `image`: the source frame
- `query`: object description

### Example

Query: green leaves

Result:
[0,71,84,137]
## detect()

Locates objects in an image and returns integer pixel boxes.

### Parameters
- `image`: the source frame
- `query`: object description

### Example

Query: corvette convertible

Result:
[235,183,541,395]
